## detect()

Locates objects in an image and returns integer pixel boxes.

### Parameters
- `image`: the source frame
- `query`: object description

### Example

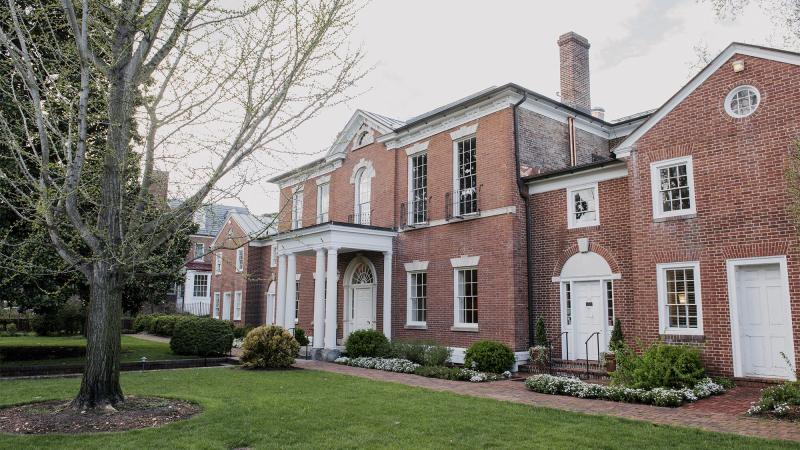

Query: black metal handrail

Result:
[445,185,482,221]
[584,331,600,376]
[400,198,430,229]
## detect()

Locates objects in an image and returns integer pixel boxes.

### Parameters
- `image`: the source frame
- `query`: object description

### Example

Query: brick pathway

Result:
[294,360,800,443]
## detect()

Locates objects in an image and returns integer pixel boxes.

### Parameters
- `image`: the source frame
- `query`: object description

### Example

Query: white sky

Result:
[197,0,784,214]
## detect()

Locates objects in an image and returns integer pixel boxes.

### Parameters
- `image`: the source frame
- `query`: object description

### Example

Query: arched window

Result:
[357,131,369,147]
[351,262,375,284]
[355,168,371,224]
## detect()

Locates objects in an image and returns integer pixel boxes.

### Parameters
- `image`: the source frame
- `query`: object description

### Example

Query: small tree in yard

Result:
[533,317,549,347]
[0,0,366,410]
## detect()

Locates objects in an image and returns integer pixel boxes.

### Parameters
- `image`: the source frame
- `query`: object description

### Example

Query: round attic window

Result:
[724,85,760,118]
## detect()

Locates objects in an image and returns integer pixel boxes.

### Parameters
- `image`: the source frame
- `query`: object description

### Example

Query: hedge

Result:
[170,317,234,357]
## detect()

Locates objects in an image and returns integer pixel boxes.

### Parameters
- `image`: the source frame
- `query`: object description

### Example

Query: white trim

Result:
[213,292,221,319]
[235,247,244,272]
[270,243,277,267]
[343,256,378,338]
[656,261,704,336]
[650,156,697,220]
[316,174,331,185]
[450,123,478,140]
[614,44,800,157]
[222,291,232,321]
[406,270,427,327]
[724,85,761,118]
[407,151,428,226]
[404,260,429,272]
[528,163,628,194]
[349,158,375,184]
[273,159,342,189]
[401,206,516,232]
[214,252,223,274]
[566,182,600,229]
[404,141,429,156]
[450,255,480,268]
[552,273,621,283]
[233,291,242,321]
[453,266,479,329]
[316,182,330,224]
[726,255,796,381]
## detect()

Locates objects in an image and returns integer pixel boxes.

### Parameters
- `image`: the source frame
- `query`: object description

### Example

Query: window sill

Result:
[568,222,600,230]
[653,213,696,223]
[660,333,705,344]
[404,323,427,330]
[447,212,480,223]
[450,325,479,332]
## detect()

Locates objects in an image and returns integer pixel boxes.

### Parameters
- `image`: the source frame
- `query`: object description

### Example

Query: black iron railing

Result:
[445,185,482,220]
[585,331,600,376]
[400,199,429,229]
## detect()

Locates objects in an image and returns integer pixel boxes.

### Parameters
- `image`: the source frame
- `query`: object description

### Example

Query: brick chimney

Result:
[148,170,170,206]
[558,32,591,112]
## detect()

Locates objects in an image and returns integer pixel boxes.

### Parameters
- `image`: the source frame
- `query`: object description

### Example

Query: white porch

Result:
[273,222,396,359]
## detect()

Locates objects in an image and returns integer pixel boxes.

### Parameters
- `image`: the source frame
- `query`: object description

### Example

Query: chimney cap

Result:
[558,31,590,49]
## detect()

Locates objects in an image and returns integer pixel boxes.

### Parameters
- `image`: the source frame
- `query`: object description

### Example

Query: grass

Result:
[0,335,193,367]
[0,368,796,450]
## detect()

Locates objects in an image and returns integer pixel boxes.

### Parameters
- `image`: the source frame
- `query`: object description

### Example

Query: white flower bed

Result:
[525,374,725,407]
[334,357,509,382]
[232,338,244,349]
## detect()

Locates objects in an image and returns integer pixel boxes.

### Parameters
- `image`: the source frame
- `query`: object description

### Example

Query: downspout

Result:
[511,91,536,349]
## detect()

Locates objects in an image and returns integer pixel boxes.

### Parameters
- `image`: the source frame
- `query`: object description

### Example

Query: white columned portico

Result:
[275,254,288,327]
[382,251,392,340]
[313,248,326,348]
[324,247,339,348]
[285,253,297,327]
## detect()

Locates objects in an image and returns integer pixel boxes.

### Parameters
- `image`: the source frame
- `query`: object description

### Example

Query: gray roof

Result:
[167,200,250,236]
[228,212,278,240]
[360,110,406,130]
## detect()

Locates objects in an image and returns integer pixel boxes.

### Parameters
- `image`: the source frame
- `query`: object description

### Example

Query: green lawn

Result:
[0,368,795,450]
[0,335,192,366]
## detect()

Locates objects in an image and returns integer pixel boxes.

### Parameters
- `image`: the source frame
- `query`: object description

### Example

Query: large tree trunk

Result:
[70,261,124,410]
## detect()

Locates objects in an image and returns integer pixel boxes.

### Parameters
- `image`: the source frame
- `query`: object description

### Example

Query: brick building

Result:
[243,33,798,381]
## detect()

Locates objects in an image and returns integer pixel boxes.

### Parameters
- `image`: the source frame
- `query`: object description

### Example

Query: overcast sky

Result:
[200,0,782,214]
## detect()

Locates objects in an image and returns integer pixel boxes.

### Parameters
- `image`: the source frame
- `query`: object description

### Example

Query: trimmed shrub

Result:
[233,325,255,339]
[170,317,234,356]
[611,342,705,389]
[240,325,299,369]
[344,329,390,358]
[390,340,452,366]
[5,323,17,336]
[464,340,515,373]
[533,317,549,347]
[293,327,310,346]
[31,301,85,336]
[609,319,624,351]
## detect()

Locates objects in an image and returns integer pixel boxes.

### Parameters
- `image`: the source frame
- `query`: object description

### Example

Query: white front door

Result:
[735,264,794,379]
[572,281,607,360]
[351,287,374,332]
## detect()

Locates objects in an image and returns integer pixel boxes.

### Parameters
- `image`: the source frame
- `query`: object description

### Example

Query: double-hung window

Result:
[316,183,330,223]
[213,292,221,318]
[291,189,303,229]
[193,274,208,298]
[407,272,427,325]
[650,156,696,219]
[235,248,244,272]
[222,292,232,320]
[409,153,428,224]
[194,242,205,261]
[454,268,478,327]
[215,252,222,274]
[455,136,478,216]
[234,291,242,321]
[657,262,703,335]
[567,184,599,228]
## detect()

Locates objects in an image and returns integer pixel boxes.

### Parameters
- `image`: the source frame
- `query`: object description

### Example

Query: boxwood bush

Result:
[390,340,452,366]
[170,317,234,356]
[464,340,515,373]
[240,325,299,369]
[345,329,390,358]
[611,341,705,389]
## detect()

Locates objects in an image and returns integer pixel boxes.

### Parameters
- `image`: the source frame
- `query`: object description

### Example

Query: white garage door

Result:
[735,263,794,379]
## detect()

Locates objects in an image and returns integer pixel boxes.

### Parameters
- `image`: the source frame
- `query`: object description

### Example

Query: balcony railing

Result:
[400,198,429,229]
[347,210,372,225]
[445,185,482,220]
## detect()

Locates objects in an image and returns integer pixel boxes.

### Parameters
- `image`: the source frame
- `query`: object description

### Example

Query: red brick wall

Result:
[209,219,252,326]
[626,54,800,376]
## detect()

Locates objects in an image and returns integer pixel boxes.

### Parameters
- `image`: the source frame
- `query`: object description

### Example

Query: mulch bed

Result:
[0,396,200,434]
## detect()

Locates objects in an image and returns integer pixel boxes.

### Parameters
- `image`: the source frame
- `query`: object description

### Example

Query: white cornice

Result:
[316,175,331,185]
[276,160,341,189]
[404,140,429,156]
[527,163,628,194]
[404,260,429,272]
[450,123,479,140]
[450,255,480,268]
[614,43,800,158]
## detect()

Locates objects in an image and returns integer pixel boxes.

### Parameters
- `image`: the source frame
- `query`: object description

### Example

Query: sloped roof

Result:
[228,212,277,239]
[361,110,405,130]
[169,200,250,236]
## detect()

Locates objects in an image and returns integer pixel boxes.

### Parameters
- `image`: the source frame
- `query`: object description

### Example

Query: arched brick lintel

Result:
[552,241,622,279]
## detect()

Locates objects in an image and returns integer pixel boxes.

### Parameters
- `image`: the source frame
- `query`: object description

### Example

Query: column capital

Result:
[326,246,340,253]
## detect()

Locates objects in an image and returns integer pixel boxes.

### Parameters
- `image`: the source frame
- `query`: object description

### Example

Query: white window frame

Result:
[724,85,760,118]
[316,182,330,224]
[406,271,428,327]
[291,189,303,230]
[213,292,221,318]
[354,168,371,225]
[407,152,428,225]
[452,135,478,217]
[650,156,696,220]
[222,292,232,320]
[234,291,242,321]
[235,248,244,272]
[215,252,222,274]
[193,242,205,261]
[294,279,300,324]
[657,261,704,336]
[566,182,600,229]
[453,267,478,329]
[192,274,208,298]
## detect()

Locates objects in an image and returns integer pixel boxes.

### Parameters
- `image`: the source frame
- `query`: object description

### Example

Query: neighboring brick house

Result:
[259,33,800,381]
[208,212,277,326]
[170,202,249,315]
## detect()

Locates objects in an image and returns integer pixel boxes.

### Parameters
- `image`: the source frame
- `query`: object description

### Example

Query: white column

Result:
[285,253,297,328]
[313,248,326,348]
[383,251,393,340]
[275,255,287,327]
[324,247,338,348]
